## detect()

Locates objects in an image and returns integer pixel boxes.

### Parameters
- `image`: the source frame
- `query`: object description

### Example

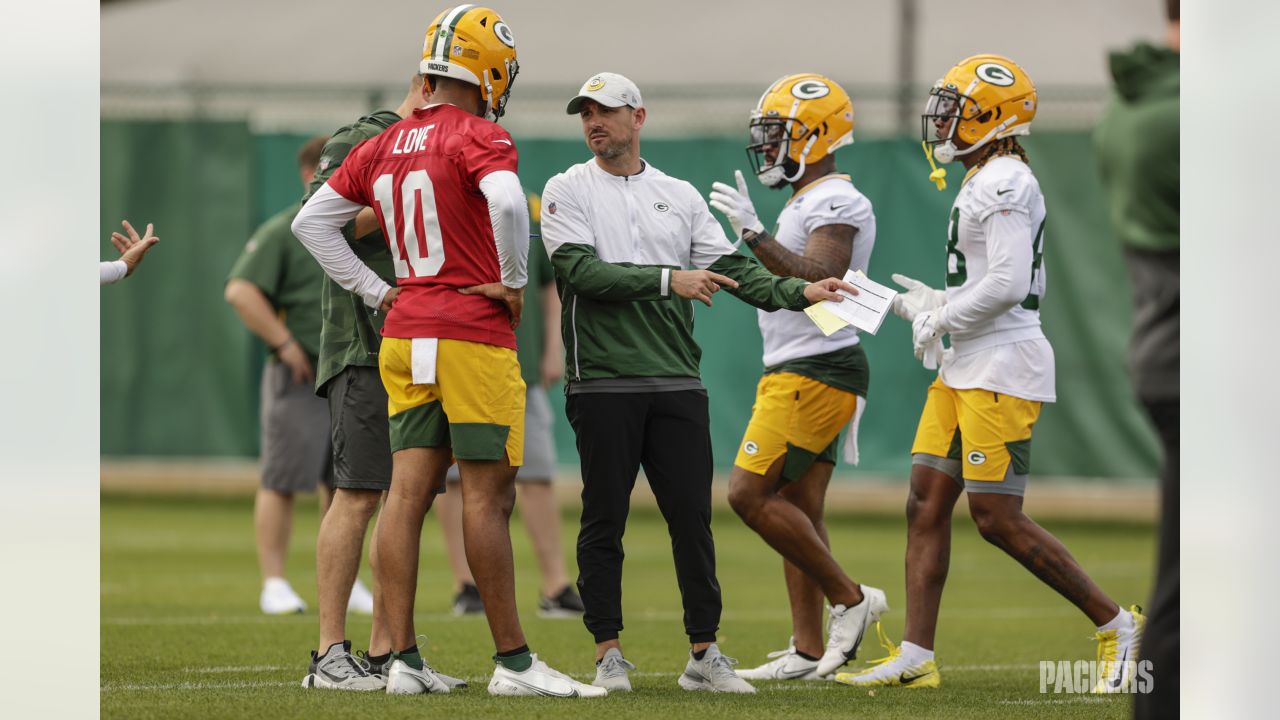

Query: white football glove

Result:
[709,169,766,241]
[912,309,949,370]
[890,273,947,322]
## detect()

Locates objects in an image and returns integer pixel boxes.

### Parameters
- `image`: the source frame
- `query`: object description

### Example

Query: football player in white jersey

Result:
[835,55,1144,692]
[708,74,888,680]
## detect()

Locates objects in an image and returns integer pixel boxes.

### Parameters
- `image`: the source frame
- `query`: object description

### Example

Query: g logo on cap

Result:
[586,77,606,91]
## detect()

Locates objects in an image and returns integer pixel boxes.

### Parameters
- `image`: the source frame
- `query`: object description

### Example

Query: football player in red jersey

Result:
[293,4,605,699]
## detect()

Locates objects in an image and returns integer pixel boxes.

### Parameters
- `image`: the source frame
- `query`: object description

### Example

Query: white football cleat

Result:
[347,578,374,615]
[1092,605,1147,693]
[260,577,306,615]
[678,644,756,694]
[816,585,889,677]
[737,638,821,680]
[487,654,607,698]
[385,658,450,695]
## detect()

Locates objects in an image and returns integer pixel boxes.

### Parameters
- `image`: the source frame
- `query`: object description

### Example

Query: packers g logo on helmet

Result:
[493,20,515,48]
[974,62,1015,87]
[922,54,1037,166]
[791,80,831,100]
[747,73,855,189]
[421,5,521,122]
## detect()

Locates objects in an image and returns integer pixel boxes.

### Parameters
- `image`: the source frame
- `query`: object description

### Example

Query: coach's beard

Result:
[592,133,632,161]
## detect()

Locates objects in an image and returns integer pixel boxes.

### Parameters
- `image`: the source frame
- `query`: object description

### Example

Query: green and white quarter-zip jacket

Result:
[541,158,810,391]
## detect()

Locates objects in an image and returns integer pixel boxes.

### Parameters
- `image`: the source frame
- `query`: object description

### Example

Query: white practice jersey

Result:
[758,174,876,367]
[936,156,1055,402]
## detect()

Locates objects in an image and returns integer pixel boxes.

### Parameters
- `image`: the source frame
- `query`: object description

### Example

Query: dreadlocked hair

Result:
[972,136,1029,172]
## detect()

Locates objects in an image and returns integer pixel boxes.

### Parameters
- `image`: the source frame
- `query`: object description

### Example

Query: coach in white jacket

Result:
[540,72,855,693]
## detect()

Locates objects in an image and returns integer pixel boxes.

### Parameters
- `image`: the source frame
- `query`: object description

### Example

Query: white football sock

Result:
[899,641,935,664]
[1096,607,1133,633]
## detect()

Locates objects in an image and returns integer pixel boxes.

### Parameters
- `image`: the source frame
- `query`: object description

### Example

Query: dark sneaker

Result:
[452,583,484,616]
[538,585,585,619]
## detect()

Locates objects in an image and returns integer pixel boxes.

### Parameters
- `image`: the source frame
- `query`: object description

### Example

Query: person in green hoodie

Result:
[1094,2,1179,717]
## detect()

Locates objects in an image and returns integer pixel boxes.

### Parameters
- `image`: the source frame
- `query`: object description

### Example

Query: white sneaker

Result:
[592,647,636,692]
[302,640,386,691]
[678,644,756,694]
[385,658,450,695]
[260,577,306,615]
[347,579,374,615]
[487,654,607,698]
[816,585,889,676]
[737,638,821,680]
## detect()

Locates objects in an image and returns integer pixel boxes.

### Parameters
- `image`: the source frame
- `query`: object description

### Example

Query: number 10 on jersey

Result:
[373,170,446,279]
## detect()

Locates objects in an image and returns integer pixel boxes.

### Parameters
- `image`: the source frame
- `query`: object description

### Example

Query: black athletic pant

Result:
[1134,399,1178,719]
[566,390,721,644]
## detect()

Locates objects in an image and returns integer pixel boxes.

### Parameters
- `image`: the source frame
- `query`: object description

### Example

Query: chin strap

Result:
[922,141,947,191]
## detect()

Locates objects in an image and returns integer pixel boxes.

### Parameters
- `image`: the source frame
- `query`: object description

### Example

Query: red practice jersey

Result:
[326,103,519,348]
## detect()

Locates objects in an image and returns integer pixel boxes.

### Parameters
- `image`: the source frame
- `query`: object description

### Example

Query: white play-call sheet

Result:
[803,269,898,337]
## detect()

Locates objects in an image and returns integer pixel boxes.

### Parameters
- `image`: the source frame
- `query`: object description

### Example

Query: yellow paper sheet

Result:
[803,303,851,337]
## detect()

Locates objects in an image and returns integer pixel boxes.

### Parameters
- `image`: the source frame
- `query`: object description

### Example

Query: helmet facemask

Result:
[488,57,519,122]
[746,115,806,189]
[922,84,1027,165]
[921,86,971,165]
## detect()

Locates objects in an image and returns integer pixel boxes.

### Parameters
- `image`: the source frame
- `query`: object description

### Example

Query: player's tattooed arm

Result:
[743,223,856,282]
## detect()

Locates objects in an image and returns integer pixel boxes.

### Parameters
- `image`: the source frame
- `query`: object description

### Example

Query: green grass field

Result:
[102,490,1153,719]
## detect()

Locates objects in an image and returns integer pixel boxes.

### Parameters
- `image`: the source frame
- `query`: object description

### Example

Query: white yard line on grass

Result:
[183,665,290,673]
[101,681,295,692]
[145,663,1042,692]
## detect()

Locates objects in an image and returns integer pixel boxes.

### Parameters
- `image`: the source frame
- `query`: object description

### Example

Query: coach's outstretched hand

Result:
[111,220,160,277]
[803,277,858,304]
[671,269,739,307]
[460,283,525,329]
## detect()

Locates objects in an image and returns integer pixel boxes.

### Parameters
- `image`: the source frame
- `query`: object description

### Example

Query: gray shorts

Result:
[911,453,1029,497]
[447,384,556,483]
[260,361,333,493]
[326,366,392,492]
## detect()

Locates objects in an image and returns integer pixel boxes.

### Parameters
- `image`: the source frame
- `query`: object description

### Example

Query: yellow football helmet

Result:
[421,5,519,122]
[747,74,855,188]
[922,54,1037,165]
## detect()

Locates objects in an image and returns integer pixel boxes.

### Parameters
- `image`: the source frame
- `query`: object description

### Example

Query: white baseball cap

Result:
[565,72,644,114]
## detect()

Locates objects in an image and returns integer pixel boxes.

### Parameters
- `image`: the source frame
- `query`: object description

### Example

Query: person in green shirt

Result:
[1094,2,1179,717]
[299,74,465,692]
[540,72,855,693]
[225,135,353,617]
[437,193,586,620]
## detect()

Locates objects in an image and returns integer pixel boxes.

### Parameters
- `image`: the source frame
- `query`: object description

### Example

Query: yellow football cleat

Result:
[1091,605,1146,694]
[833,623,941,689]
